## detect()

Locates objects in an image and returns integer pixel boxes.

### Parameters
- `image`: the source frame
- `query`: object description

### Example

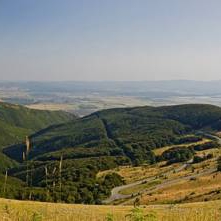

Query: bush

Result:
[193,141,219,151]
[162,147,194,164]
[125,208,157,221]
[193,156,204,163]
[105,213,114,221]
[217,157,221,172]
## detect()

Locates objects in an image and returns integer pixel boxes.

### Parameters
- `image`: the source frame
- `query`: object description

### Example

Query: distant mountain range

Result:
[2,80,221,97]
[3,80,221,116]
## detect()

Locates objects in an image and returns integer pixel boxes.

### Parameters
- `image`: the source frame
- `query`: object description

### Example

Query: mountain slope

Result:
[0,102,75,173]
[3,103,221,204]
[5,104,221,163]
[0,102,75,149]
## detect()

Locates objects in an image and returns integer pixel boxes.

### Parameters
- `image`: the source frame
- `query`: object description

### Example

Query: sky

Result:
[1,0,221,81]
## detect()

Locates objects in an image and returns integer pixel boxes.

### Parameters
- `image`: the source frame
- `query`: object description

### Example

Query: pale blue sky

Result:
[1,0,221,81]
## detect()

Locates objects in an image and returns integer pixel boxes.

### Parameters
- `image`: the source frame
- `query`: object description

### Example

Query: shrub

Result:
[217,157,221,172]
[193,156,204,163]
[32,212,43,221]
[105,213,114,221]
[125,208,157,221]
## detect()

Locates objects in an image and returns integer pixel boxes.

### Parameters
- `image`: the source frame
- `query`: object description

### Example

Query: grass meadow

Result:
[0,198,220,221]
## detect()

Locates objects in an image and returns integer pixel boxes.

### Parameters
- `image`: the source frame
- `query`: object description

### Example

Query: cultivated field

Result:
[26,96,150,116]
[0,198,220,221]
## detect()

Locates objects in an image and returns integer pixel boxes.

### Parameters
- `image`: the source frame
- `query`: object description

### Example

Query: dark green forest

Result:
[1,103,221,204]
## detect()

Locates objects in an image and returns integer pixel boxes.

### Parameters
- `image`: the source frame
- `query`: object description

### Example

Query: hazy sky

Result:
[1,0,221,81]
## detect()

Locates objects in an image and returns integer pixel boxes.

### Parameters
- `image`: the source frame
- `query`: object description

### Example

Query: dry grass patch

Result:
[0,198,220,221]
[119,179,162,195]
[139,172,221,205]
[97,162,182,184]
[195,148,220,158]
[153,138,211,156]
[26,103,76,111]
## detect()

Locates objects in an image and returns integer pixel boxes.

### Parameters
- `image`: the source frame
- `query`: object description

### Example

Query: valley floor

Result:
[0,198,220,221]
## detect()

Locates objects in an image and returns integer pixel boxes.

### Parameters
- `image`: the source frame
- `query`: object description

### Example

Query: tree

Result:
[217,157,221,172]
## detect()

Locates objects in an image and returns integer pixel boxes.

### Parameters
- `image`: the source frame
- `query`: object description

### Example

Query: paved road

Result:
[103,159,193,204]
[120,167,216,205]
[196,131,221,144]
[103,132,220,204]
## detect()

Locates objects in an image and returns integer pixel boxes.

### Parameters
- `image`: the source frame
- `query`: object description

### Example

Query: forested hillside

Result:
[2,104,221,204]
[0,102,75,149]
[5,104,221,162]
[0,102,75,173]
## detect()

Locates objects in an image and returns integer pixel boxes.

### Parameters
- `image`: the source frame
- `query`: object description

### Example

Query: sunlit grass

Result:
[153,138,211,156]
[97,162,181,184]
[119,180,161,195]
[0,198,220,221]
